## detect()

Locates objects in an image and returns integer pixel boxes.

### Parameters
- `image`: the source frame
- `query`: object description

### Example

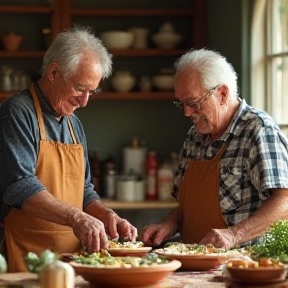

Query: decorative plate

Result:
[107,246,152,257]
[154,249,226,271]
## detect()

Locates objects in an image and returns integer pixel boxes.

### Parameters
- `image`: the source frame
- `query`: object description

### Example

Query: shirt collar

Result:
[33,82,61,118]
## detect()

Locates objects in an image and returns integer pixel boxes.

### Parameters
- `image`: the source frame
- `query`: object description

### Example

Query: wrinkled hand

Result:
[70,211,108,253]
[199,228,238,249]
[142,221,177,247]
[105,212,138,242]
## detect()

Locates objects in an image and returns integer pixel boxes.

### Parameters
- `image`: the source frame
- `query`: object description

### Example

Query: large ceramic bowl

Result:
[100,31,134,49]
[152,74,174,90]
[70,260,181,287]
[151,32,182,49]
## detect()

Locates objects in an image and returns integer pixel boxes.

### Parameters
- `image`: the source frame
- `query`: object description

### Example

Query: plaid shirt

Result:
[172,98,288,246]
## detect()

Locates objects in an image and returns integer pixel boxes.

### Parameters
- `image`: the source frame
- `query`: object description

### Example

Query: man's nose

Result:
[77,92,89,107]
[183,105,196,117]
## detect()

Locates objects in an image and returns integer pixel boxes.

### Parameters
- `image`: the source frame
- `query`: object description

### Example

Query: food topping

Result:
[226,257,284,269]
[108,240,145,249]
[72,251,168,268]
[157,242,246,257]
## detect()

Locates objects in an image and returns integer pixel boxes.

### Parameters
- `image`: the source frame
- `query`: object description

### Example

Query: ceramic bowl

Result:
[151,32,183,49]
[111,71,136,92]
[1,34,23,51]
[100,31,134,49]
[226,266,287,283]
[152,74,174,90]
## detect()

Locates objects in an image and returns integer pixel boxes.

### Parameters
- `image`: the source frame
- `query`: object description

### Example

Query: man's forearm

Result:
[230,189,288,245]
[22,189,81,226]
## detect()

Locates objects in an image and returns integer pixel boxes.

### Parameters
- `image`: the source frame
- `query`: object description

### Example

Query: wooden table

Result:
[1,269,287,288]
[0,269,226,288]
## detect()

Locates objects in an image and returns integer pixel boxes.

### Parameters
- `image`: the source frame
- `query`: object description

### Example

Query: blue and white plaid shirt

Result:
[172,98,288,246]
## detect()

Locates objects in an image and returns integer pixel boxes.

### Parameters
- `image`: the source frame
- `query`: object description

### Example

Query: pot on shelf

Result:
[151,22,183,49]
[111,71,136,92]
[1,33,23,51]
[100,31,134,49]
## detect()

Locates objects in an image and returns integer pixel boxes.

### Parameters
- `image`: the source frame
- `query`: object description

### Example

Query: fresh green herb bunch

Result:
[252,220,288,263]
[24,250,58,273]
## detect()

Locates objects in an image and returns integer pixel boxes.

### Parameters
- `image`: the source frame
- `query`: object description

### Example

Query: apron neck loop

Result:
[29,83,46,141]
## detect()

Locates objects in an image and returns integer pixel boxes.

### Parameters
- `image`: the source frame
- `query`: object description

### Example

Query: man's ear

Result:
[47,63,59,82]
[218,85,229,104]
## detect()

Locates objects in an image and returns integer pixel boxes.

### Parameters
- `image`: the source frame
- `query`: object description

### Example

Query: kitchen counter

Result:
[1,269,287,287]
[0,269,227,288]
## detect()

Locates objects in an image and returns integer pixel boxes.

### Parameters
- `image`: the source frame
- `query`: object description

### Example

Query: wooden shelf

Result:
[0,49,184,58]
[91,92,174,100]
[107,49,185,57]
[71,8,195,17]
[0,91,174,102]
[0,5,54,14]
[102,199,179,210]
[0,51,46,58]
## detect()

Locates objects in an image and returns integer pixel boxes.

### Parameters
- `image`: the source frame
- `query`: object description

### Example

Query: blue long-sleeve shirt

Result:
[0,83,100,243]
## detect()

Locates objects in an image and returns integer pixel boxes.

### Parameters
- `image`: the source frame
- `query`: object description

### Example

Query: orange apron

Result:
[179,143,228,244]
[4,83,84,272]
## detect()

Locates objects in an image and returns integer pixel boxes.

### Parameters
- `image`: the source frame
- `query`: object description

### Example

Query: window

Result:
[252,0,288,136]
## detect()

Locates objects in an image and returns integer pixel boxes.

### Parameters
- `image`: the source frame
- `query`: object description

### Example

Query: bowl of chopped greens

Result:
[69,251,181,287]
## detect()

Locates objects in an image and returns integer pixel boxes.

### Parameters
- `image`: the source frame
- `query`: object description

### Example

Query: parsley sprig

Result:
[251,220,288,263]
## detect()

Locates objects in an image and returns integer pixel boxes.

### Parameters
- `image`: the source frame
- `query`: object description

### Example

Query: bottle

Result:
[103,161,117,199]
[170,152,179,174]
[145,151,158,200]
[157,161,174,200]
[89,150,101,194]
[123,137,147,178]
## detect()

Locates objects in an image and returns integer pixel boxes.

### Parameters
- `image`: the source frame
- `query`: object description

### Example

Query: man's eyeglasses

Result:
[74,83,102,96]
[173,85,219,110]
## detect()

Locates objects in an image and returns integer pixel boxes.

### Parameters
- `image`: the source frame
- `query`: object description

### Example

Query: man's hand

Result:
[105,212,138,242]
[142,221,177,247]
[69,210,109,253]
[199,228,238,249]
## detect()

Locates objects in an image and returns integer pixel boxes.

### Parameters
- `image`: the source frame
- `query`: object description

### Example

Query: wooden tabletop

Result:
[0,269,227,288]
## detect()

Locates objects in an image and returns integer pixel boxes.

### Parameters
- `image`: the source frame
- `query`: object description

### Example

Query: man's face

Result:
[49,56,103,116]
[174,68,222,135]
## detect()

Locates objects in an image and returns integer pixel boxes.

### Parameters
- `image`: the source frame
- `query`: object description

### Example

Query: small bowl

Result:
[100,31,134,49]
[1,34,23,51]
[226,266,287,283]
[151,32,182,49]
[152,75,174,91]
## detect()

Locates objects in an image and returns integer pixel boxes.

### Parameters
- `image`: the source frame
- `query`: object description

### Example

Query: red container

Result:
[145,151,158,200]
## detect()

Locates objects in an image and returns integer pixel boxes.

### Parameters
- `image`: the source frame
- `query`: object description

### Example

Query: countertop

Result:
[1,269,287,288]
[0,269,226,288]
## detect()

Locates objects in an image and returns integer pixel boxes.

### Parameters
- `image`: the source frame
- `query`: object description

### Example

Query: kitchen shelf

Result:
[92,92,174,100]
[106,49,186,57]
[102,199,179,210]
[0,5,54,14]
[0,49,184,58]
[0,0,206,102]
[0,91,174,102]
[0,51,46,58]
[71,8,195,17]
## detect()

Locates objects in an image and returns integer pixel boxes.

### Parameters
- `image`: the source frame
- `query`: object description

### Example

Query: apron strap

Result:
[30,83,46,141]
[68,117,78,144]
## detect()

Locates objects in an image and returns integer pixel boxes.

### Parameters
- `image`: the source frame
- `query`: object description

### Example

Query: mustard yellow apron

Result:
[4,83,84,272]
[179,143,228,243]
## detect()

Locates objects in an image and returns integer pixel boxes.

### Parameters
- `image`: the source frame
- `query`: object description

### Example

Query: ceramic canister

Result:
[123,146,147,177]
